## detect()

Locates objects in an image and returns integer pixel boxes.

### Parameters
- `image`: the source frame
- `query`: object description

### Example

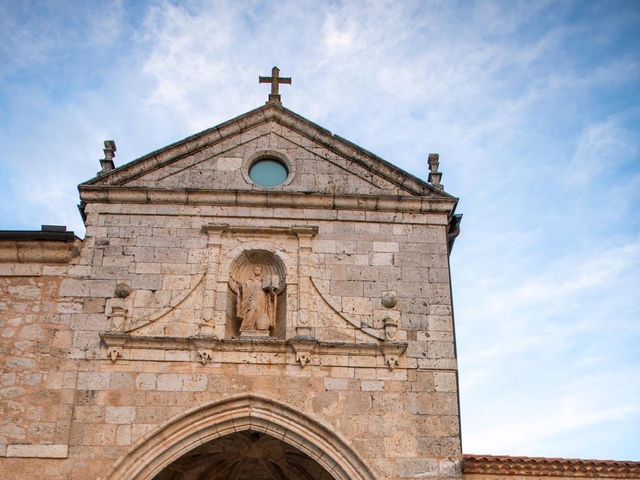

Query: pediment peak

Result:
[82,103,456,202]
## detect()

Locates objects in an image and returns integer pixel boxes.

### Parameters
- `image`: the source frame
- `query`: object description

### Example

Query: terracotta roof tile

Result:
[463,454,640,478]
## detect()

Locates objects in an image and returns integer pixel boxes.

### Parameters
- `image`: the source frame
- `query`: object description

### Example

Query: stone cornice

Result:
[463,454,640,478]
[0,240,80,264]
[78,186,457,214]
[99,333,408,370]
[100,332,406,355]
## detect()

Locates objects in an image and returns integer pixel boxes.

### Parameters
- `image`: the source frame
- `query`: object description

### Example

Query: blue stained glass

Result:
[249,159,288,187]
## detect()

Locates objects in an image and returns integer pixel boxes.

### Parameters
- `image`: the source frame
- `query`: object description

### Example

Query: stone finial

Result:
[98,140,117,175]
[428,153,443,191]
[381,292,397,308]
[114,283,131,298]
[259,66,292,104]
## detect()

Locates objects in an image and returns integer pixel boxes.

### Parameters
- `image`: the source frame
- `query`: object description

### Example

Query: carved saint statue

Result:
[233,266,279,334]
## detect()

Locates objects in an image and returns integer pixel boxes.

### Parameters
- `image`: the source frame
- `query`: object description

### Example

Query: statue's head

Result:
[254,266,263,277]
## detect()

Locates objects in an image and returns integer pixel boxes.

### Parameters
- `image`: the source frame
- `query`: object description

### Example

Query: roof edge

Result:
[81,104,271,187]
[0,226,77,242]
[278,105,454,198]
[463,454,640,478]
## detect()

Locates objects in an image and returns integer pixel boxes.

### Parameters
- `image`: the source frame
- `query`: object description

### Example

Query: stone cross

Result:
[259,66,291,104]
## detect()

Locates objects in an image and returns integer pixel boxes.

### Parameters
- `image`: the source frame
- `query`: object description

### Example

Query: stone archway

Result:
[153,430,335,479]
[104,395,377,480]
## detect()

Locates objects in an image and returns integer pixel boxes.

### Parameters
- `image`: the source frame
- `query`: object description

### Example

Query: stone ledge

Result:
[78,187,457,214]
[203,224,319,237]
[99,333,408,370]
[100,332,405,354]
[3,444,69,459]
[0,240,80,264]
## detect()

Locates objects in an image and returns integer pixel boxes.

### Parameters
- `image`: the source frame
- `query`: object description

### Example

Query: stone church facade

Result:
[1,82,638,479]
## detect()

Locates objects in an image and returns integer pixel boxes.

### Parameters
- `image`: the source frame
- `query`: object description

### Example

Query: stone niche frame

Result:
[227,248,287,339]
[202,224,318,340]
[103,395,378,480]
[100,222,409,370]
[240,150,296,189]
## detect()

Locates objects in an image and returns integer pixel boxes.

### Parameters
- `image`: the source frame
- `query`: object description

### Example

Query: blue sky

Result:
[1,0,639,461]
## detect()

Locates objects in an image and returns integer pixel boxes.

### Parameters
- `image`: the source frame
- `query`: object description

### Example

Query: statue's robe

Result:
[239,277,271,331]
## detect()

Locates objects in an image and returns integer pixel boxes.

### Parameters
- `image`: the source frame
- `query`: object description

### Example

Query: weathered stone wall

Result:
[0,198,462,479]
[0,264,77,461]
[1,104,465,479]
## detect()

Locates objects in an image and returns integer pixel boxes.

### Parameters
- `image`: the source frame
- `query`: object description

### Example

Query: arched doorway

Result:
[153,430,335,479]
[105,395,377,480]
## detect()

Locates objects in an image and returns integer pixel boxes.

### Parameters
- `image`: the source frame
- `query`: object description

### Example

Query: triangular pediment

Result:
[82,104,453,199]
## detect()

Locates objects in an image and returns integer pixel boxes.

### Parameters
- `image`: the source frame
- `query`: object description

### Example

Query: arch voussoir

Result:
[104,395,377,480]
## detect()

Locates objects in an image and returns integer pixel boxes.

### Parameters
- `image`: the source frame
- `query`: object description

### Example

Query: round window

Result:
[249,158,289,187]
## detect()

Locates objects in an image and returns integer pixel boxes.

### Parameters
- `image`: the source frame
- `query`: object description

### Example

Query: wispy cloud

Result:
[564,118,638,187]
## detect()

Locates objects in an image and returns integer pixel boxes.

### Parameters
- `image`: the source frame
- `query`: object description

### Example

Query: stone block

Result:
[314,240,336,253]
[396,458,439,478]
[217,157,243,171]
[116,424,132,446]
[154,247,188,264]
[6,444,68,458]
[370,252,394,266]
[110,373,135,390]
[373,241,399,252]
[59,279,90,297]
[428,267,450,284]
[73,406,104,423]
[77,372,110,390]
[83,298,106,314]
[361,380,384,391]
[105,406,136,424]
[433,372,457,392]
[88,280,116,298]
[324,377,348,391]
[135,373,157,390]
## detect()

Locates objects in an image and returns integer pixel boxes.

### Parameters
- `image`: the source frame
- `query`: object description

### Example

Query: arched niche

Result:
[103,395,377,480]
[227,249,287,339]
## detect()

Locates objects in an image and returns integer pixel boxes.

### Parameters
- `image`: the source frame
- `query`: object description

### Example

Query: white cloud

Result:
[322,13,356,57]
[564,118,638,187]
[140,1,236,110]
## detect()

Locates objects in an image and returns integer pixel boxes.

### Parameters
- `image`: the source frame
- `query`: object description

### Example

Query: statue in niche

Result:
[231,266,280,336]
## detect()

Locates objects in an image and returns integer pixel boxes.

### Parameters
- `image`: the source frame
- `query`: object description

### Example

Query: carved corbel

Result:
[296,351,312,368]
[380,343,408,371]
[289,339,316,368]
[108,347,123,363]
[100,333,126,363]
[198,349,213,365]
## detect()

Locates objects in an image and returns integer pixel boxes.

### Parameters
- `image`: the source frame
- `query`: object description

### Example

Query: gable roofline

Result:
[81,103,456,200]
